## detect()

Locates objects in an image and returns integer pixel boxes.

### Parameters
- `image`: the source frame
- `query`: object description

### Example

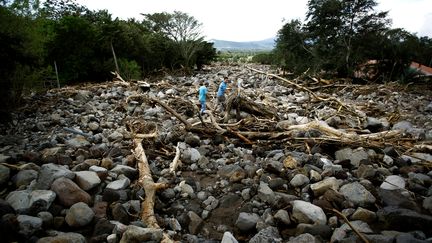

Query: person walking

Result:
[198,81,208,115]
[217,76,230,112]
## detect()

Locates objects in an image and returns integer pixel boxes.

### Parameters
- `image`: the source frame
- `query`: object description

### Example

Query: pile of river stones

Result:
[0,63,431,242]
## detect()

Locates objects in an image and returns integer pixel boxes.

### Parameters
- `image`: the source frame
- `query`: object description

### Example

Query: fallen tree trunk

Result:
[132,137,173,242]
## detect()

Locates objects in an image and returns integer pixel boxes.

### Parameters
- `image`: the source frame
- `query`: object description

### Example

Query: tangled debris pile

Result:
[0,63,431,242]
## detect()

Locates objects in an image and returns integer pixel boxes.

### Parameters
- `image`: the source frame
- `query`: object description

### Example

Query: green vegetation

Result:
[272,0,432,82]
[0,0,217,115]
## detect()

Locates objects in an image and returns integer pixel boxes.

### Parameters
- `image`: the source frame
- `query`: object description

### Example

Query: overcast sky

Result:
[76,0,432,42]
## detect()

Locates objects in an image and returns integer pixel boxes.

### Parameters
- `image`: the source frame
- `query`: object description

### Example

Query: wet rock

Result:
[235,212,260,232]
[119,225,163,242]
[339,182,376,207]
[291,200,326,225]
[65,202,95,227]
[51,177,91,207]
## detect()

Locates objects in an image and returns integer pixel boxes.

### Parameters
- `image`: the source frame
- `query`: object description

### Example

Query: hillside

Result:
[210,38,275,51]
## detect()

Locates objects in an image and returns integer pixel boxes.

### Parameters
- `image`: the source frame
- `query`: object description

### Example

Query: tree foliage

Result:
[0,1,216,116]
[274,0,432,82]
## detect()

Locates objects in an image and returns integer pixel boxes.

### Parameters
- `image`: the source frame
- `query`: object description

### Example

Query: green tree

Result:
[274,19,313,74]
[142,11,209,72]
[305,0,390,76]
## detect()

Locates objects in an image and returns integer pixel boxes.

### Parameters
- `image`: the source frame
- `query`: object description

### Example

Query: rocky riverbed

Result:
[0,63,431,243]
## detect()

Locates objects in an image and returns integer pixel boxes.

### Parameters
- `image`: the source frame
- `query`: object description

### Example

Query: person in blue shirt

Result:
[217,76,230,112]
[198,81,208,115]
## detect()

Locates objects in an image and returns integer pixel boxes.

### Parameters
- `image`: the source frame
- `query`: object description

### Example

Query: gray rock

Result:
[35,163,75,190]
[392,121,413,131]
[6,190,30,213]
[0,164,10,185]
[17,215,43,237]
[249,226,282,243]
[423,196,432,213]
[291,200,326,225]
[29,190,56,212]
[341,220,373,233]
[290,174,310,188]
[288,233,319,243]
[106,178,130,190]
[377,206,432,232]
[340,182,376,207]
[13,169,38,188]
[110,165,138,179]
[380,175,405,190]
[74,171,101,191]
[310,177,341,196]
[258,182,276,203]
[65,202,95,227]
[335,147,368,167]
[274,209,291,225]
[37,232,86,243]
[119,225,163,243]
[108,131,123,141]
[221,231,238,243]
[235,212,260,232]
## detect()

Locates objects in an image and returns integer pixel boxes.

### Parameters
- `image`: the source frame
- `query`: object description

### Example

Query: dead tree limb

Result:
[169,142,181,175]
[132,137,172,242]
[246,66,361,116]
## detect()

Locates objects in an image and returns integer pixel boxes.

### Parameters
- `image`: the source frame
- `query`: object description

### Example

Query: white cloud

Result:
[76,0,431,41]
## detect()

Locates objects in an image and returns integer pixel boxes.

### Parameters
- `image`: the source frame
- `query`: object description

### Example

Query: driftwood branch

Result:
[132,137,172,242]
[169,142,181,175]
[246,66,361,116]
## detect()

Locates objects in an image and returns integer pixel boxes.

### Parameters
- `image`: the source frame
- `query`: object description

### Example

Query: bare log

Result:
[132,137,172,242]
[169,142,181,175]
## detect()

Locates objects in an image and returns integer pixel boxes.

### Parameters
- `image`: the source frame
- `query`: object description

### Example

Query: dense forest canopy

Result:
[1,0,431,116]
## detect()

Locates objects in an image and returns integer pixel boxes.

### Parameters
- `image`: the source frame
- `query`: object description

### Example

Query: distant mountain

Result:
[209,38,275,51]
